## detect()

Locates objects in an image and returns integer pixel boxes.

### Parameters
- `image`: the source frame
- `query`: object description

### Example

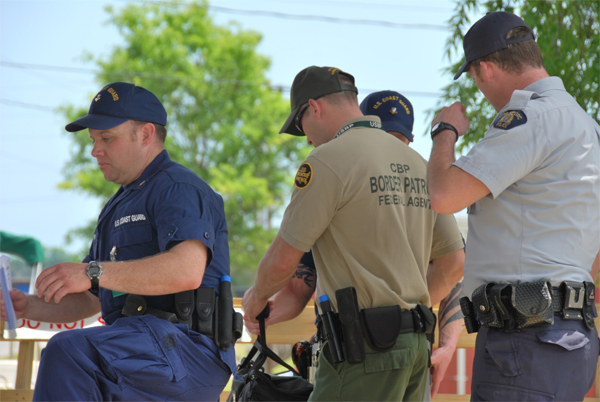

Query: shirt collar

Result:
[333,115,383,138]
[523,76,565,95]
[125,149,172,191]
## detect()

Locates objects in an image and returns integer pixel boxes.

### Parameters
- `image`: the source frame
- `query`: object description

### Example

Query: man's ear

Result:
[309,98,322,120]
[479,61,496,82]
[139,122,156,146]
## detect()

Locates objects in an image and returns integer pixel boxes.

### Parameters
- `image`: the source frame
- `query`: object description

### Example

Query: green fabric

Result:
[309,332,429,402]
[0,231,45,265]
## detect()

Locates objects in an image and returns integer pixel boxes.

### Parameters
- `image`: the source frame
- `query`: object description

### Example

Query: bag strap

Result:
[257,304,270,347]
[253,304,302,376]
[253,339,301,374]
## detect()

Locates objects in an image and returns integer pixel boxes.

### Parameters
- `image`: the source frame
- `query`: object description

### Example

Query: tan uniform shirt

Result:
[279,116,463,312]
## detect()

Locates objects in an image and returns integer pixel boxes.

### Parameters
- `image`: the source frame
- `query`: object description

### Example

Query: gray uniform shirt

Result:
[455,77,600,297]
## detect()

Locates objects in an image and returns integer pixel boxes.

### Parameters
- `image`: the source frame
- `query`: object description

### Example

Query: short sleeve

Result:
[454,114,548,198]
[279,156,343,252]
[151,183,218,260]
[430,213,464,260]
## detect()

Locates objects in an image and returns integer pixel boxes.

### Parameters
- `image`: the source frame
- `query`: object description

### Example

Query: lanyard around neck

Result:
[334,120,384,139]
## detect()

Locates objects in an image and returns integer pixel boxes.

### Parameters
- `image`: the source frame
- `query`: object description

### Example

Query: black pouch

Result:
[460,297,480,334]
[174,290,194,329]
[583,282,596,331]
[335,287,365,364]
[233,311,244,341]
[511,281,554,328]
[472,283,504,328]
[195,287,216,339]
[414,304,436,335]
[361,305,402,352]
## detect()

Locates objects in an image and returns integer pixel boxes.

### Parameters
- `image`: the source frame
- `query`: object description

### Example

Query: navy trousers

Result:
[33,315,231,401]
[471,317,599,401]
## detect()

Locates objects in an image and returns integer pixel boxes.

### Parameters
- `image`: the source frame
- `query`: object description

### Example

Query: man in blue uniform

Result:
[427,11,600,401]
[1,82,236,401]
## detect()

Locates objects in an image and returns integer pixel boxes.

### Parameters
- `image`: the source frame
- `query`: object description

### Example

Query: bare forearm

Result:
[100,240,206,295]
[427,249,464,306]
[254,236,305,301]
[437,281,464,341]
[269,271,316,326]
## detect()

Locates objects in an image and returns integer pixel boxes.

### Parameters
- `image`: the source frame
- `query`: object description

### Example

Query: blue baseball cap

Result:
[360,90,414,142]
[454,11,535,80]
[65,82,167,132]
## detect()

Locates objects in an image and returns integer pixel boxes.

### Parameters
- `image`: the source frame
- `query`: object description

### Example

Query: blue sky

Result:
[0,0,468,255]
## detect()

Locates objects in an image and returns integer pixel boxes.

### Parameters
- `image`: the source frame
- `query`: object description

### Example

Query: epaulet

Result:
[491,90,537,131]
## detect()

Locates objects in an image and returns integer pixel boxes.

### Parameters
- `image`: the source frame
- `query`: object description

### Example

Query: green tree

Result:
[433,0,599,152]
[60,1,309,285]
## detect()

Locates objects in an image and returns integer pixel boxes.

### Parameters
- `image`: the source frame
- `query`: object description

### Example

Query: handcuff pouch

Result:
[472,283,504,328]
[511,281,554,328]
[361,305,402,352]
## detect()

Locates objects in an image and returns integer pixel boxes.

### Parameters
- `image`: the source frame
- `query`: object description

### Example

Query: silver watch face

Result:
[431,122,441,134]
[87,262,102,278]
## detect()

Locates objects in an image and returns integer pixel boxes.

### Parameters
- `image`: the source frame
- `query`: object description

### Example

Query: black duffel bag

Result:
[227,305,313,402]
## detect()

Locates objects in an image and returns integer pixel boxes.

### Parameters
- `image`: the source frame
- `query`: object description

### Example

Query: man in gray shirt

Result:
[427,11,600,401]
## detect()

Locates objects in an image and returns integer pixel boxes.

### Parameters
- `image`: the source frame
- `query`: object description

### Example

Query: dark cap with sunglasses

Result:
[279,66,358,136]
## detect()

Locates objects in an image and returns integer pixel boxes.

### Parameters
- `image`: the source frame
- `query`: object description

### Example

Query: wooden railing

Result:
[2,299,599,402]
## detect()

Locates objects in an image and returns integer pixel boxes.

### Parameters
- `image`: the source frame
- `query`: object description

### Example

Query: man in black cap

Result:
[244,88,465,400]
[427,11,600,400]
[1,82,237,401]
[243,67,464,401]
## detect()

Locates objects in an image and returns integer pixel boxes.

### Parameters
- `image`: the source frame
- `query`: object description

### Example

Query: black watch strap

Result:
[90,277,99,294]
[431,122,459,142]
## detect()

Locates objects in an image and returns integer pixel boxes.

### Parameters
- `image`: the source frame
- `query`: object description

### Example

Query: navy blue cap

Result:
[360,90,414,142]
[66,82,167,132]
[454,11,535,80]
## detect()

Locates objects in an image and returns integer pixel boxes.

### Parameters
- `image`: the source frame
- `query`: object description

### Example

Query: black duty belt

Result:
[460,280,596,334]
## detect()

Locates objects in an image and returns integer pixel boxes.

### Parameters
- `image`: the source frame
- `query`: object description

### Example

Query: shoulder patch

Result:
[295,163,313,189]
[493,110,527,130]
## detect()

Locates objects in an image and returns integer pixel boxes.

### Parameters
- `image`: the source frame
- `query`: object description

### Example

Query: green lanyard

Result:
[334,120,384,139]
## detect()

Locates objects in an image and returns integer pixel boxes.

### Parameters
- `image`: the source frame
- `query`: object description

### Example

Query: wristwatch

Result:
[86,261,103,294]
[431,122,459,142]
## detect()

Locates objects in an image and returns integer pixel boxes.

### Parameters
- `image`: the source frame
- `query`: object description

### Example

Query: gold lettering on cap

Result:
[327,67,340,75]
[398,100,410,115]
[107,88,119,101]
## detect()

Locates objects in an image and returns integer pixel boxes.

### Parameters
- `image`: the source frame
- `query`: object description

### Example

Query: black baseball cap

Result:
[66,82,167,132]
[454,11,535,80]
[360,90,414,142]
[279,66,358,136]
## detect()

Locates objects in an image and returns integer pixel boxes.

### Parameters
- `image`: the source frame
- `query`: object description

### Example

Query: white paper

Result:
[0,255,17,338]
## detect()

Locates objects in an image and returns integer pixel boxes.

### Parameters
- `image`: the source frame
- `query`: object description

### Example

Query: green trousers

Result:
[308,332,429,402]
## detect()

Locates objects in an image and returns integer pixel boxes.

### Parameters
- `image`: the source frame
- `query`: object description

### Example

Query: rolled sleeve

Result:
[156,217,216,254]
[152,183,219,261]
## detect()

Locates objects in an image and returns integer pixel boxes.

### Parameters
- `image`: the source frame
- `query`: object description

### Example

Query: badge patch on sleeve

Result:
[295,163,313,189]
[493,110,527,130]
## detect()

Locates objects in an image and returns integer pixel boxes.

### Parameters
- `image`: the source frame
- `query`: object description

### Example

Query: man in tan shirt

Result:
[243,66,464,401]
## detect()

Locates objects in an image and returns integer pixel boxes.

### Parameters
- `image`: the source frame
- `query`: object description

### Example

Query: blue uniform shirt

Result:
[82,150,235,369]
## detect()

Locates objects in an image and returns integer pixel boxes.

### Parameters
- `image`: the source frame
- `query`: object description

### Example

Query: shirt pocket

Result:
[110,222,154,261]
[112,222,153,247]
